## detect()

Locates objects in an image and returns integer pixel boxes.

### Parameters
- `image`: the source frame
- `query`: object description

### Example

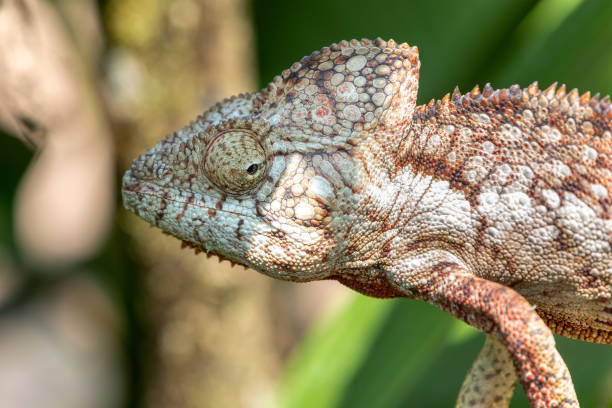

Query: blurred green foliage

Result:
[252,0,612,407]
[0,133,32,255]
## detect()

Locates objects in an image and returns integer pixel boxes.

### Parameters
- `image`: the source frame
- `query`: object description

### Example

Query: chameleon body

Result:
[122,39,612,407]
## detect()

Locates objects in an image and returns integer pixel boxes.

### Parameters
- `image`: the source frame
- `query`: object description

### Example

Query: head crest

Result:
[254,38,420,149]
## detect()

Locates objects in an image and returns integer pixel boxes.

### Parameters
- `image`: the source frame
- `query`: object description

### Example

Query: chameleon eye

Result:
[204,130,266,194]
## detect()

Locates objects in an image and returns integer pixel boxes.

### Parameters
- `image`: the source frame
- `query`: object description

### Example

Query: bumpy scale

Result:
[123,38,612,408]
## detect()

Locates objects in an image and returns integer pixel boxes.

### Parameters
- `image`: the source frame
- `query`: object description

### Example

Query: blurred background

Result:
[0,0,611,407]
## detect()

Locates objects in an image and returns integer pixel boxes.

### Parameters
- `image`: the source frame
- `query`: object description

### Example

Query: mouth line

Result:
[122,182,259,221]
[122,177,335,270]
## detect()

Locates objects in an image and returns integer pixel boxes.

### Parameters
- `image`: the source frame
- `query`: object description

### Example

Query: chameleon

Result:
[122,38,612,407]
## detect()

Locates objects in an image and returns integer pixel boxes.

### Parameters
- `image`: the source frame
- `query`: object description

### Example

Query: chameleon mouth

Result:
[122,171,256,269]
[122,171,334,274]
[121,170,255,219]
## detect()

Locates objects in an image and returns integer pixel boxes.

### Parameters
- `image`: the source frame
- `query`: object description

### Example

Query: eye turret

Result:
[203,130,266,194]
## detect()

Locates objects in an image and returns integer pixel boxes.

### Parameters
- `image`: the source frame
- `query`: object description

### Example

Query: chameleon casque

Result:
[122,38,612,407]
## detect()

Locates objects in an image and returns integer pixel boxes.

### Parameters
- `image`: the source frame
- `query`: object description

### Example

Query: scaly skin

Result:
[122,38,612,407]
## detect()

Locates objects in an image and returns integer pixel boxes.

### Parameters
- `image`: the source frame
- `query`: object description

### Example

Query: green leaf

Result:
[278,295,480,408]
[278,295,392,408]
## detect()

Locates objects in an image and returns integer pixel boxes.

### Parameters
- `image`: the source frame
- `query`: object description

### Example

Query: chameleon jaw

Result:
[122,172,339,280]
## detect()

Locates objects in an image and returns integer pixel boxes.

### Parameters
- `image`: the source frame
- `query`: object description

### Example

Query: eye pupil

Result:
[246,163,259,175]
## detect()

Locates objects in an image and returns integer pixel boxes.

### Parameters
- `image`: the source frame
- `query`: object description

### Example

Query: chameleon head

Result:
[122,38,420,281]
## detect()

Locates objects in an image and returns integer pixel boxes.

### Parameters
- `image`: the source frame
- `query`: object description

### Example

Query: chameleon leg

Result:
[456,334,517,408]
[390,262,579,408]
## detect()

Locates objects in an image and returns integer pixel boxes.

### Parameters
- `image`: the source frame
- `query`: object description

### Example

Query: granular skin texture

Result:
[122,38,612,408]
